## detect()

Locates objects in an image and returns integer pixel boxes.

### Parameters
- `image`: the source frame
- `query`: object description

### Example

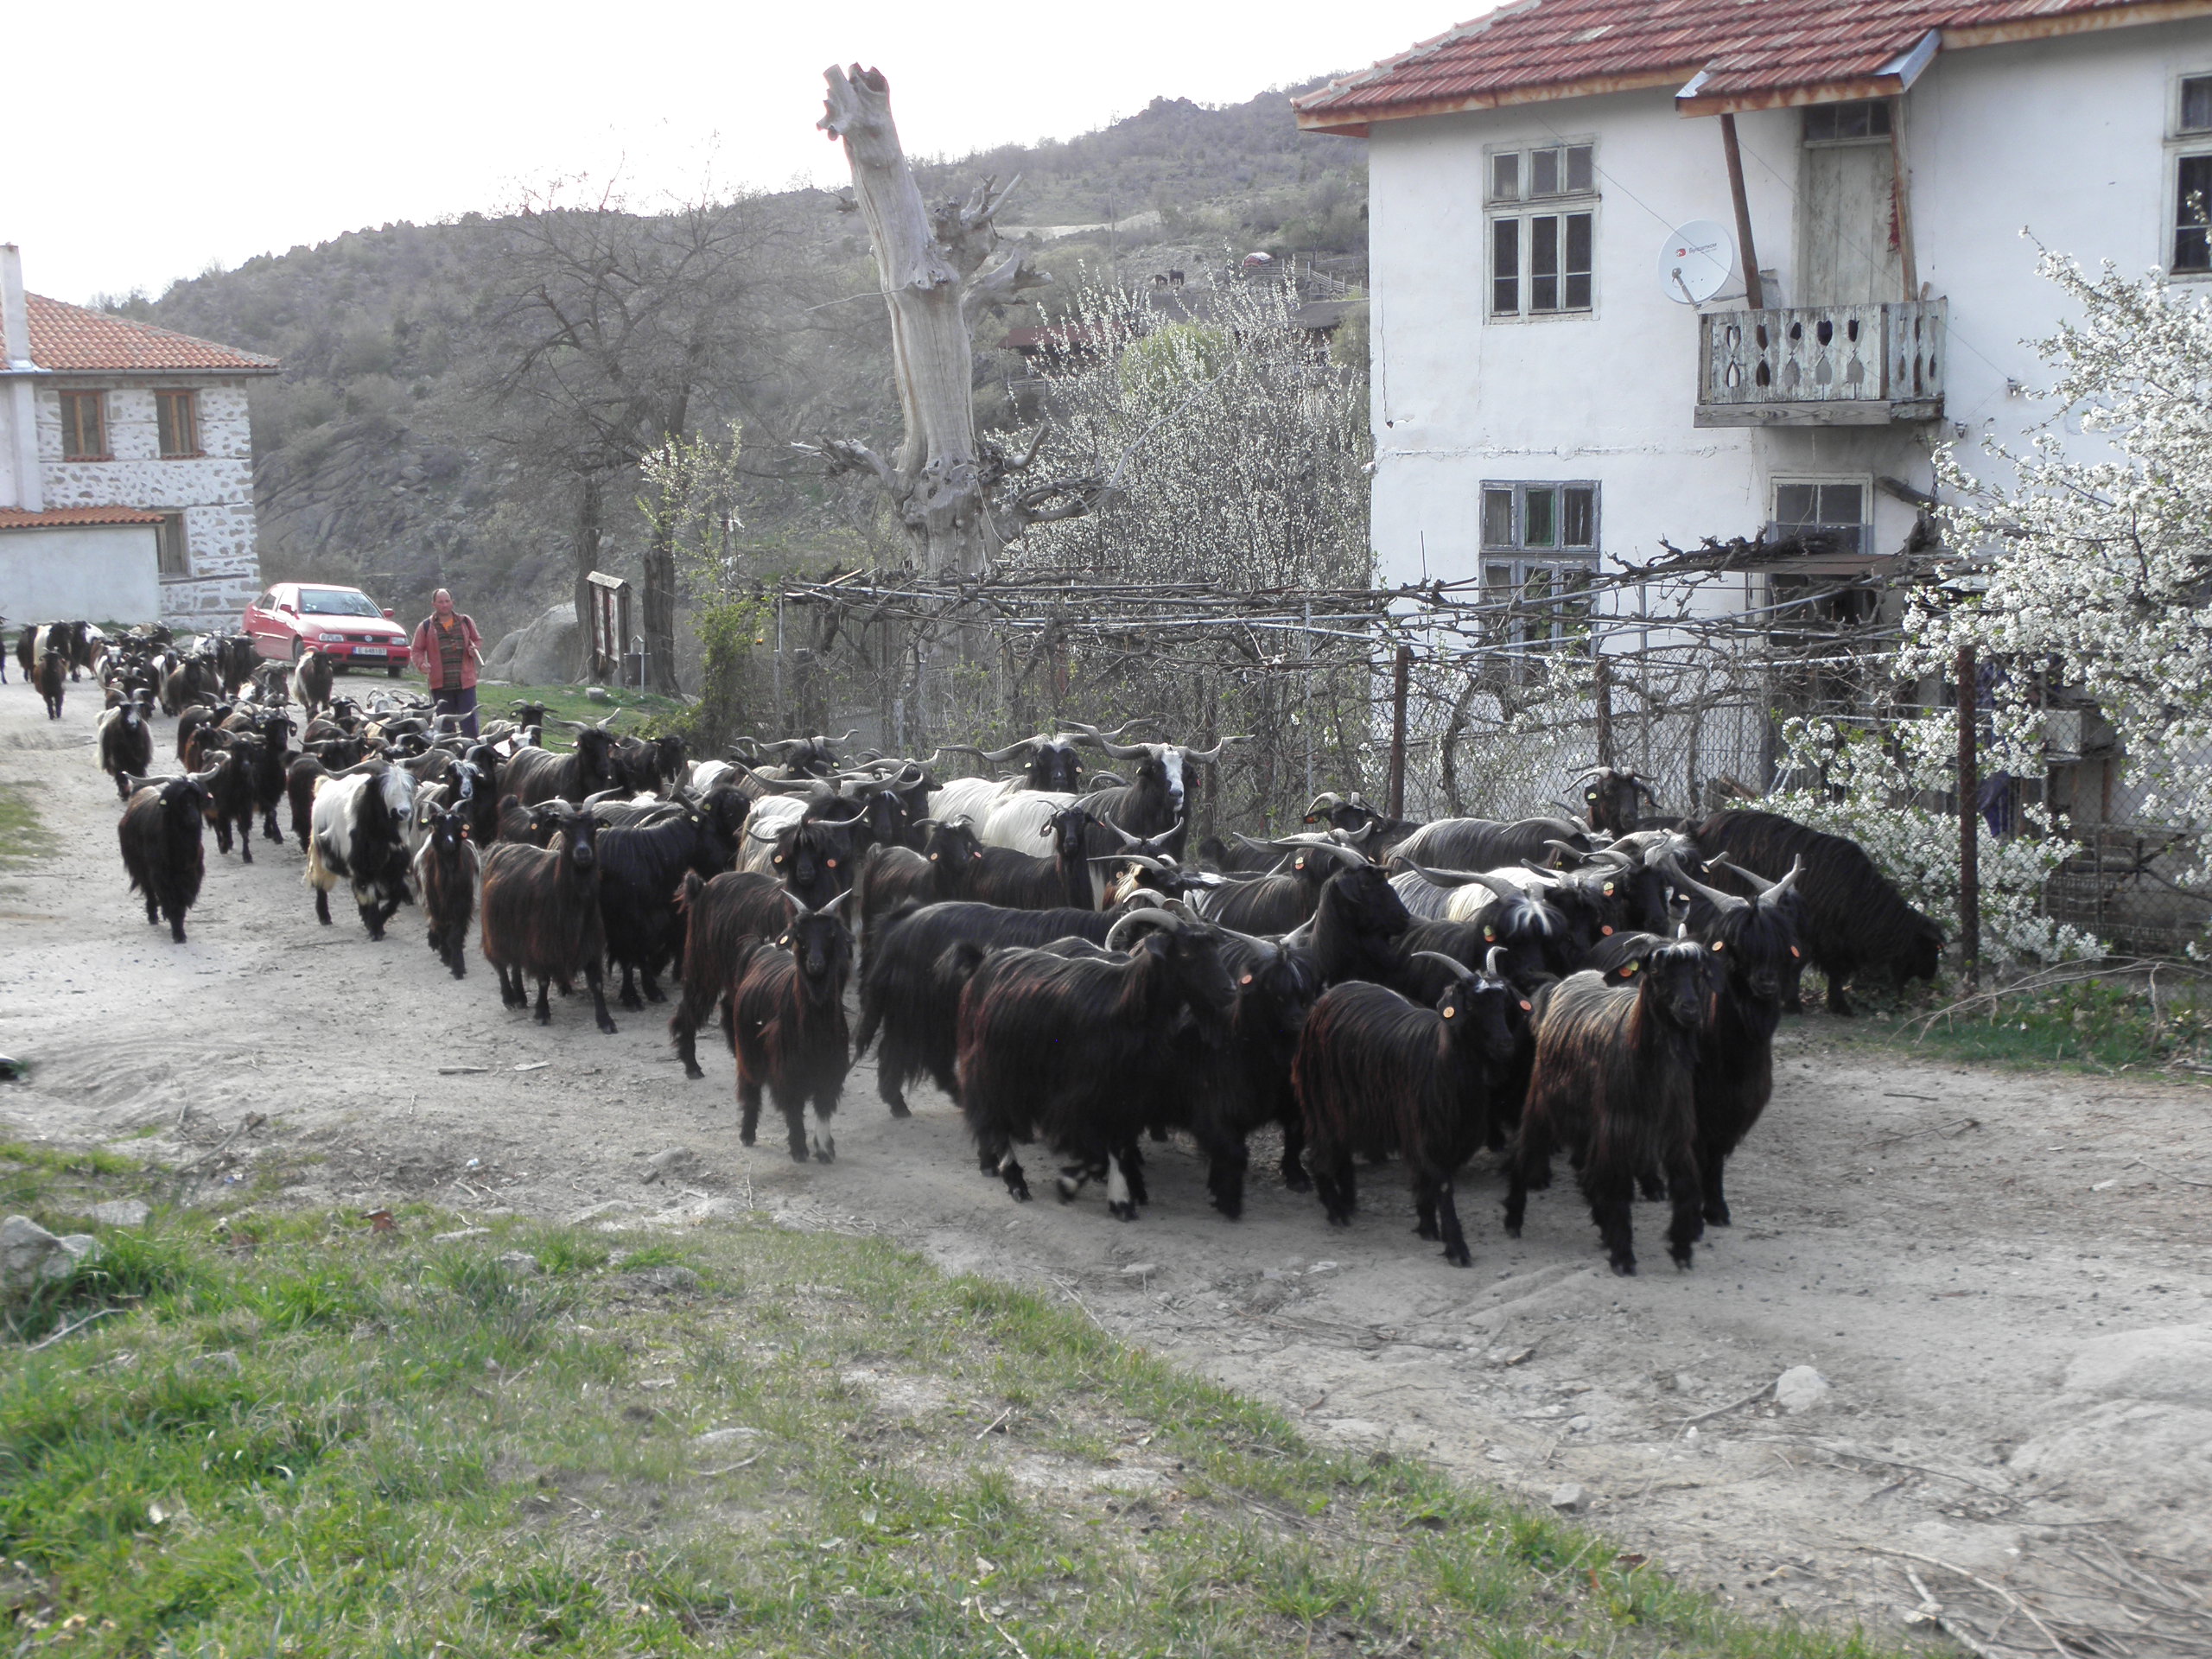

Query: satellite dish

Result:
[1660,220,1735,304]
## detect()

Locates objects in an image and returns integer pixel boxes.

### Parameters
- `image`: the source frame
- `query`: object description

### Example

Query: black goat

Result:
[1294,950,1521,1267]
[1293,861,1415,988]
[98,696,156,793]
[854,900,1122,1116]
[34,651,64,720]
[501,725,625,806]
[198,741,259,861]
[480,809,617,1032]
[1300,791,1423,861]
[411,804,480,977]
[118,772,213,943]
[956,911,1236,1217]
[596,798,747,1009]
[1694,809,1942,1014]
[725,893,856,1161]
[1202,836,1359,934]
[1575,766,1662,837]
[855,818,984,959]
[1663,855,1805,1227]
[1159,928,1323,1217]
[743,802,866,912]
[669,870,806,1078]
[1389,816,1589,876]
[1505,943,1718,1274]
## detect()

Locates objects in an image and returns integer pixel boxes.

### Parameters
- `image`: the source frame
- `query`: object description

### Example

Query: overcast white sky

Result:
[10,0,1461,305]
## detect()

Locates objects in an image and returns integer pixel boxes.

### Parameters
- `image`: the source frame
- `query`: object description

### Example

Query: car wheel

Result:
[289,638,302,663]
[387,665,404,678]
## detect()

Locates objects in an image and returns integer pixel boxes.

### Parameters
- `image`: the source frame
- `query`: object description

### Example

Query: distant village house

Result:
[0,244,276,629]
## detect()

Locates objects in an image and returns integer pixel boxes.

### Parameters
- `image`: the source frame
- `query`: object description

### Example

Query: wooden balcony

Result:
[1696,299,1945,427]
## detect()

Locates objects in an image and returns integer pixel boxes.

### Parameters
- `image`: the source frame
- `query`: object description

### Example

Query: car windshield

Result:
[296,588,384,618]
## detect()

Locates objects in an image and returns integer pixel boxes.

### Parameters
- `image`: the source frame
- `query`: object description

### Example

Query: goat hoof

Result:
[1109,1201,1137,1221]
[1282,1171,1312,1192]
[596,1018,619,1035]
[1445,1248,1471,1268]
[887,1100,912,1120]
[1704,1206,1732,1227]
[534,1010,551,1027]
[682,1064,705,1082]
[812,1140,835,1165]
[1414,1221,1439,1240]
[1609,1258,1637,1277]
[1325,1212,1351,1229]
[1053,1177,1079,1203]
[644,985,666,1004]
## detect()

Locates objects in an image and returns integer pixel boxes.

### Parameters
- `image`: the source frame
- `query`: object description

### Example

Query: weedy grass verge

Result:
[0,1151,1909,1658]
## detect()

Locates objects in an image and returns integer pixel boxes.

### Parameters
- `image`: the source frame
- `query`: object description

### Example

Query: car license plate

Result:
[354,646,386,658]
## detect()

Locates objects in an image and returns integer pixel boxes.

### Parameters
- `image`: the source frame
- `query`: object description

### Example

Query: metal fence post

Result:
[1594,653,1614,770]
[1957,643,1980,988]
[1389,645,1413,820]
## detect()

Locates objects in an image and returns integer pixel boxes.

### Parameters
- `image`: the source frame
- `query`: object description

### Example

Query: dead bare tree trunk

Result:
[818,65,1048,575]
[640,520,682,695]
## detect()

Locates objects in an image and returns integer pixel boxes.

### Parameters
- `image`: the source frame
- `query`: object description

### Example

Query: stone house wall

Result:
[34,378,261,629]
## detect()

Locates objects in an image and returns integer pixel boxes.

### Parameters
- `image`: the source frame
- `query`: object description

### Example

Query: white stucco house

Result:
[1,244,277,630]
[1294,0,2212,612]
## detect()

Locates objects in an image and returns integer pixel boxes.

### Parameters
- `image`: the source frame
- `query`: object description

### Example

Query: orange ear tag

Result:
[1441,1006,1455,1018]
[827,858,837,868]
[1622,962,1638,976]
[1712,941,1725,951]
[1790,945,1802,958]
[1484,927,1496,942]
[1239,973,1254,985]
[1519,999,1533,1011]
[1601,925,1614,936]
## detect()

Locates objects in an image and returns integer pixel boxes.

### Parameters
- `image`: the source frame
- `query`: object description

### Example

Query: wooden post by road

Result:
[1594,654,1615,770]
[1957,643,1980,988]
[1389,645,1413,820]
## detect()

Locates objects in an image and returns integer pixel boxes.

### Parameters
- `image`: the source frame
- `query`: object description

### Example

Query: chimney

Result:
[0,245,29,368]
[2,242,45,512]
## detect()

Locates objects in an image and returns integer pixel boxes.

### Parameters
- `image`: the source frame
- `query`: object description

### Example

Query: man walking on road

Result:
[411,589,483,737]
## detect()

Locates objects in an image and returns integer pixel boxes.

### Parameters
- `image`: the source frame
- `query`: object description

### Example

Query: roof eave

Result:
[35,362,282,378]
[1946,0,2212,47]
[1294,67,1694,132]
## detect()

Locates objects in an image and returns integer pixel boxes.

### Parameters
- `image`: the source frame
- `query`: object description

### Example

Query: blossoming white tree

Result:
[1922,249,2212,876]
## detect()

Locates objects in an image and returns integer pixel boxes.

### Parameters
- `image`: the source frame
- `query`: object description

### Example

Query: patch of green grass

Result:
[0,782,56,868]
[1821,966,2212,1078]
[0,1158,1910,1658]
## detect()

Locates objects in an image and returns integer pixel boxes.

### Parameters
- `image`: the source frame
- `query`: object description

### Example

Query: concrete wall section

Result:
[1364,22,2212,600]
[0,524,160,623]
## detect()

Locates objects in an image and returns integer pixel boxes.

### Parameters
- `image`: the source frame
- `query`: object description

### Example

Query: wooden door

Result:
[1796,141,1900,307]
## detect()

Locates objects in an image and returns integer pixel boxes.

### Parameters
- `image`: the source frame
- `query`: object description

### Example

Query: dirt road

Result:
[4,683,2209,1649]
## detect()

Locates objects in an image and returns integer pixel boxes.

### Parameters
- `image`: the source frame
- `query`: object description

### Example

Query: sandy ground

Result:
[3,682,2209,1650]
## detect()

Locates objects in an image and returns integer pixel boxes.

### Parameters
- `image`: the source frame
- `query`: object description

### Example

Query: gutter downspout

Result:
[1,245,46,514]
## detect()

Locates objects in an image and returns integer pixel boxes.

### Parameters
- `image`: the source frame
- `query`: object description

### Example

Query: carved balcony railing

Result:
[1697,298,1945,426]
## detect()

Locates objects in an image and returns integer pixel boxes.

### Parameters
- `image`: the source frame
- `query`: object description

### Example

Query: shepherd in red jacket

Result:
[410,589,484,737]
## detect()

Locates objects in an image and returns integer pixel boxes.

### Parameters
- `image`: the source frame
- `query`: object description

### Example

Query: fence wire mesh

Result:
[695,558,2211,957]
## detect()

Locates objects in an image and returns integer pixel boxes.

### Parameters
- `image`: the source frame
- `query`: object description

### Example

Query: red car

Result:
[245,582,412,676]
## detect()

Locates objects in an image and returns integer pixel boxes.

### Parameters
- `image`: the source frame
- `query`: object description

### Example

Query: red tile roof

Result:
[18,294,278,374]
[0,505,166,530]
[1294,0,2209,130]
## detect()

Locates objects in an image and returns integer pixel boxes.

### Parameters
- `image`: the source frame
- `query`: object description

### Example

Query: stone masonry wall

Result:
[35,379,263,629]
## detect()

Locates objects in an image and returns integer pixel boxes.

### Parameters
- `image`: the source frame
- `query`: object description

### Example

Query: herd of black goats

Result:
[22,616,1949,1276]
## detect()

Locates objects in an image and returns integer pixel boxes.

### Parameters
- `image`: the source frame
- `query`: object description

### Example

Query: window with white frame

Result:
[2174,74,2212,273]
[1481,480,1599,652]
[1771,480,1869,556]
[1487,142,1597,318]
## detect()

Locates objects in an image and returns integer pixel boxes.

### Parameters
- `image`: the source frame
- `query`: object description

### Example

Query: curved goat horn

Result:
[1103,906,1185,951]
[1067,721,1150,760]
[979,734,1046,762]
[817,889,855,917]
[1092,852,1172,872]
[1183,734,1250,764]
[1403,860,1493,892]
[1658,852,1747,912]
[1408,950,1475,980]
[1484,946,1507,979]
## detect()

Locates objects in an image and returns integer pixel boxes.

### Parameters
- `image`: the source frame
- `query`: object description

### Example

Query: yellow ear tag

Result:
[1603,882,1615,896]
[1441,1006,1455,1018]
[1484,927,1496,941]
[930,853,939,860]
[1711,940,1725,951]
[1622,962,1638,976]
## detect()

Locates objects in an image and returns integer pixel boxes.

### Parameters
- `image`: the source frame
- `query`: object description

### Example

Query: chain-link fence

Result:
[683,563,2212,957]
